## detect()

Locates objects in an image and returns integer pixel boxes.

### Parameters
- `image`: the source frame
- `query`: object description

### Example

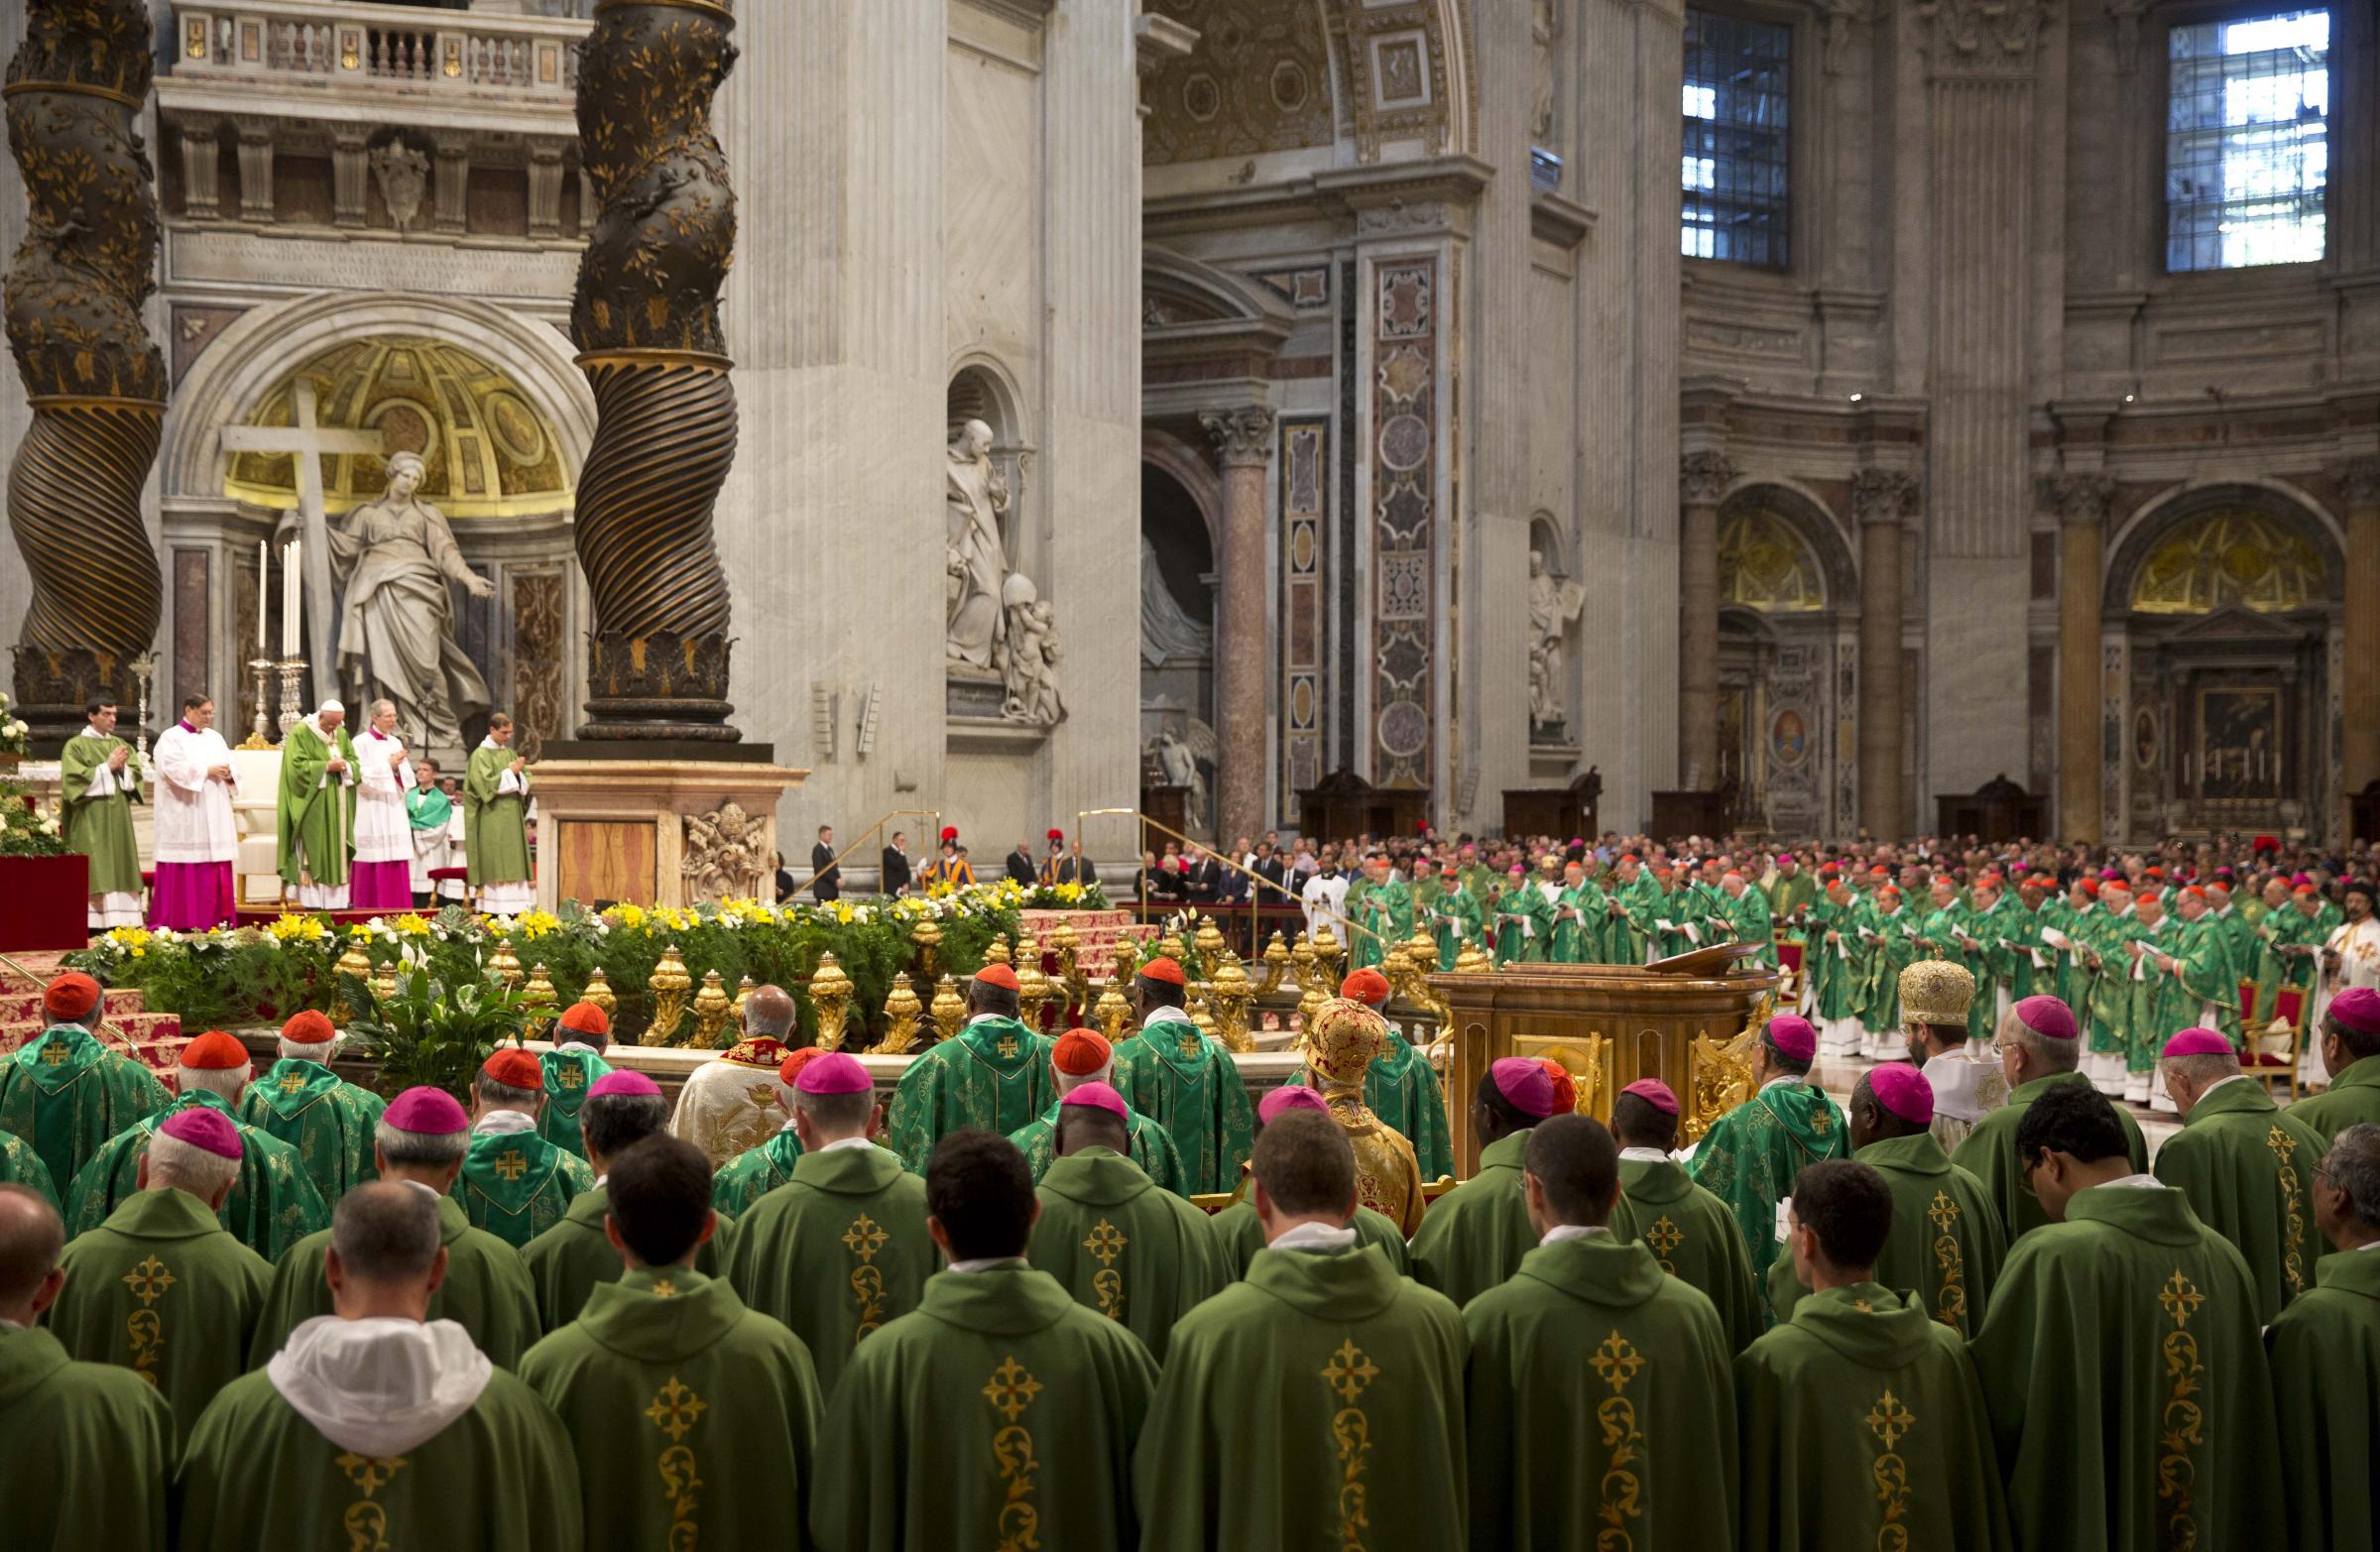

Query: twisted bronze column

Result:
[570,0,742,742]
[4,0,166,745]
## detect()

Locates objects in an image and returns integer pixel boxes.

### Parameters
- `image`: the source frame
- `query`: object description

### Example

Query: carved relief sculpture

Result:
[1527,549,1585,736]
[945,418,1012,670]
[682,800,765,902]
[369,141,429,232]
[4,0,168,742]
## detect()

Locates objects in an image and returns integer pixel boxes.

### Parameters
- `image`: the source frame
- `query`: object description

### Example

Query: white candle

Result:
[256,539,268,655]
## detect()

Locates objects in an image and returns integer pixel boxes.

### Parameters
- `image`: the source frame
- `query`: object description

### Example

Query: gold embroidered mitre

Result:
[1305,997,1388,1090]
[1898,959,1974,1026]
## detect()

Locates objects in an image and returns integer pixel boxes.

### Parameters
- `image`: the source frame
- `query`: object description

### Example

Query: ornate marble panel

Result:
[512,568,565,761]
[1370,259,1436,790]
[1142,0,1334,166]
[1280,417,1327,800]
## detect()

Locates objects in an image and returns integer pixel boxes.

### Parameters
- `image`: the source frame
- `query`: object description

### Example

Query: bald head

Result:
[743,985,796,1040]
[0,1184,64,1321]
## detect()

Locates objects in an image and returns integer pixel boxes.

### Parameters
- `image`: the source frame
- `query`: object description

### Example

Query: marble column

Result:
[2053,475,2113,843]
[1203,407,1275,845]
[1853,470,1916,838]
[2340,457,2380,801]
[1677,451,1733,790]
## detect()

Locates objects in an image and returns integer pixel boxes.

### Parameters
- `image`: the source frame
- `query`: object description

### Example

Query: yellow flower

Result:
[611,903,648,930]
[393,913,433,937]
[834,902,854,925]
[348,923,373,941]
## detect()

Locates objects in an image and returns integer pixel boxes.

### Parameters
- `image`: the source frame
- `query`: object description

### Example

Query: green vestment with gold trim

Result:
[463,741,535,889]
[454,1128,595,1251]
[536,1046,613,1159]
[886,1016,1055,1173]
[1949,1070,2149,1243]
[0,1126,59,1212]
[64,1089,329,1262]
[1208,1195,1410,1277]
[1686,1081,1850,1290]
[2153,1077,2329,1324]
[0,1027,169,1199]
[2267,1248,2380,1552]
[1027,1147,1224,1363]
[1409,1128,1537,1309]
[249,1193,539,1369]
[1762,1132,2006,1337]
[519,1185,732,1333]
[274,717,358,889]
[709,1125,802,1215]
[2286,1052,2380,1144]
[59,730,143,896]
[1610,1153,1762,1352]
[1009,1096,1185,1194]
[237,1058,385,1206]
[1112,1017,1254,1195]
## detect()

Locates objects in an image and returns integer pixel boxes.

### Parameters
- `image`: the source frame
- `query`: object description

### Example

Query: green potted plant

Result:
[338,965,540,1101]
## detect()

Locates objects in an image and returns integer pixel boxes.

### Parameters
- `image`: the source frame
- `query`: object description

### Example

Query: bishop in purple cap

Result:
[1408,1058,1568,1306]
[1680,1010,1850,1287]
[2294,984,2380,1142]
[1949,991,2149,1242]
[1606,1074,1762,1351]
[1204,1085,1413,1280]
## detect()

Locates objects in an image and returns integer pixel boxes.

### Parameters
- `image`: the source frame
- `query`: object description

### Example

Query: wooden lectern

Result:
[1428,943,1780,1177]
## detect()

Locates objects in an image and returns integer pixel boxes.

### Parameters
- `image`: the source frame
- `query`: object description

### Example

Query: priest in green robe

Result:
[810,1128,1159,1552]
[709,1041,816,1214]
[0,973,169,1195]
[1765,852,1819,924]
[1208,1086,1412,1276]
[1969,1080,2279,1552]
[521,1133,823,1550]
[60,699,144,928]
[1723,869,1776,967]
[1111,958,1255,1193]
[2269,1124,2380,1552]
[237,1010,385,1206]
[1133,1110,1467,1552]
[2154,1027,2330,1323]
[0,1184,175,1552]
[1411,1058,1560,1307]
[1287,967,1455,1181]
[1428,862,1486,967]
[1492,863,1553,965]
[2290,985,2380,1142]
[887,964,1056,1172]
[1026,1084,1223,1361]
[275,699,358,909]
[1950,993,2147,1240]
[457,1047,596,1249]
[1608,1078,1760,1352]
[249,1086,539,1369]
[1549,860,1604,964]
[1465,1113,1737,1551]
[174,1182,582,1551]
[1008,1026,1186,1192]
[1605,853,1664,965]
[0,1127,58,1212]
[48,1107,270,1441]
[1736,1158,2011,1551]
[536,1000,616,1159]
[1686,1014,1848,1288]
[721,1051,937,1398]
[463,712,536,914]
[63,1031,329,1262]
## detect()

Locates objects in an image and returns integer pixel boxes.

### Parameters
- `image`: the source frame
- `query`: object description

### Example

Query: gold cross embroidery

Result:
[1645,1215,1684,1262]
[1810,1105,1833,1134]
[651,1277,677,1299]
[1591,1332,1645,1393]
[983,1356,1043,1422]
[38,1043,69,1067]
[1322,1339,1380,1405]
[1927,1191,1960,1237]
[2159,1271,2204,1330]
[1083,1219,1128,1266]
[335,1453,409,1497]
[490,1149,529,1183]
[644,1376,707,1442]
[842,1214,888,1262]
[1865,1389,1916,1450]
[1179,1033,1203,1059]
[278,1071,311,1095]
[557,1065,586,1091]
[997,1035,1020,1058]
[122,1255,176,1306]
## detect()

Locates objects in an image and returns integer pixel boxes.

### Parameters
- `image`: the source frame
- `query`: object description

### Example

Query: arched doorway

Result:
[1715,488,1859,836]
[1140,460,1218,836]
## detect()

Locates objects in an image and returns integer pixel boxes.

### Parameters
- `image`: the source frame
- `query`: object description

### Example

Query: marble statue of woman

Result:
[945,418,1012,669]
[1527,548,1587,733]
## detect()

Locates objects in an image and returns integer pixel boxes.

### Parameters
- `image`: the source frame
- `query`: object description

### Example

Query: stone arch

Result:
[946,354,1028,447]
[1716,480,1858,616]
[2103,480,2344,616]
[1142,427,1226,556]
[1528,510,1569,576]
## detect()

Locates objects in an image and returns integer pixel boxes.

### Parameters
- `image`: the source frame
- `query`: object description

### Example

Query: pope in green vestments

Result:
[2267,1125,2380,1552]
[0,1015,171,1197]
[886,1004,1057,1172]
[253,1190,541,1370]
[238,1046,387,1206]
[457,1123,596,1250]
[1410,1062,1555,1308]
[65,1085,330,1263]
[59,716,143,922]
[2153,1036,2330,1324]
[275,708,358,895]
[1685,1015,1849,1287]
[0,1320,175,1552]
[1113,988,1256,1194]
[1952,1066,2147,1242]
[0,1126,59,1211]
[1026,1102,1224,1362]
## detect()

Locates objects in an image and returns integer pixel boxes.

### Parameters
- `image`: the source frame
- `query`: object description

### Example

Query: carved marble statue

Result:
[370,143,429,233]
[682,800,766,901]
[945,418,1012,670]
[1527,548,1587,733]
[997,572,1066,727]
[1152,724,1210,833]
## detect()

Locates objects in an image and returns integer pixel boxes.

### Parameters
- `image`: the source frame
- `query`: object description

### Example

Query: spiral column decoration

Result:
[569,0,742,742]
[4,0,167,746]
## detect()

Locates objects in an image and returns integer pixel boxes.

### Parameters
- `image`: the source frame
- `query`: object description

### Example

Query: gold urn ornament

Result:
[1254,930,1292,997]
[646,945,693,1045]
[807,952,854,1049]
[370,957,400,1005]
[522,963,557,1040]
[580,966,619,1022]
[1405,930,1440,973]
[1015,943,1053,1029]
[1206,955,1256,1053]
[1093,980,1132,1043]
[1453,941,1494,976]
[929,974,968,1043]
[873,973,924,1055]
[983,933,1012,968]
[730,974,757,1033]
[1109,932,1142,987]
[1191,915,1228,979]
[1308,923,1345,985]
[331,941,373,1028]
[910,918,943,983]
[691,969,734,1047]
[488,938,524,990]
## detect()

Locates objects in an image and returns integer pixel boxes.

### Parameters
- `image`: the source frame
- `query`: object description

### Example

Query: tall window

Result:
[2167,8,2329,272]
[1682,10,1791,268]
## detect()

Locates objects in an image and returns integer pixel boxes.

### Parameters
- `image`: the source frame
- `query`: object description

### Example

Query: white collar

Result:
[945,1255,1025,1275]
[1540,1224,1612,1246]
[2201,1072,2253,1100]
[1758,1073,1803,1093]
[2353,1239,2380,1254]
[479,737,502,751]
[1268,1221,1359,1254]
[1619,1146,1672,1162]
[471,1110,537,1136]
[0,1316,25,1330]
[266,1316,492,1457]
[2097,1172,2164,1191]
[1140,1006,1188,1027]
[819,1135,875,1153]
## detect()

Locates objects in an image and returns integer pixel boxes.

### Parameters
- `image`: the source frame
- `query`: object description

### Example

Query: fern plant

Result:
[338,967,538,1102]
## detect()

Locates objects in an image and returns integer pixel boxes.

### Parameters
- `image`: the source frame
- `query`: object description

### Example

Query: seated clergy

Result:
[237,1010,387,1205]
[250,1086,538,1369]
[1113,957,1256,1194]
[1607,1078,1760,1352]
[457,1047,596,1250]
[1008,1027,1185,1192]
[1411,1058,1564,1307]
[1465,1115,1737,1551]
[2288,985,2380,1144]
[536,1001,616,1160]
[1685,1013,1849,1289]
[709,1041,818,1215]
[1209,1086,1411,1278]
[174,1183,581,1551]
[2268,1124,2380,1552]
[810,1130,1159,1552]
[521,1134,823,1549]
[0,972,170,1195]
[1951,992,2148,1242]
[887,965,1056,1171]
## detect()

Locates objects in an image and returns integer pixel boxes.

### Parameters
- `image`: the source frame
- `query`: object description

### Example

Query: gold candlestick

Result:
[983,933,1012,968]
[1252,931,1291,997]
[522,962,557,1040]
[370,958,400,1004]
[1050,921,1085,1018]
[646,946,692,1045]
[580,965,618,1022]
[692,970,733,1047]
[1094,980,1131,1043]
[1191,915,1228,979]
[488,938,524,991]
[910,918,942,984]
[1207,955,1255,1053]
[730,974,756,1034]
[1110,933,1142,988]
[929,974,968,1043]
[807,952,854,1049]
[873,973,923,1055]
[331,941,372,1028]
[1015,939,1053,1031]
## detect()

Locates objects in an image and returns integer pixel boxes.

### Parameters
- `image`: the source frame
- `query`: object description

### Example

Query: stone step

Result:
[0,990,149,1024]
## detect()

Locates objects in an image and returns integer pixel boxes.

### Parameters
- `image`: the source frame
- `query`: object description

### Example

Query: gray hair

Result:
[279,1035,336,1063]
[375,1119,469,1169]
[743,985,795,1040]
[2161,1051,2242,1091]
[331,1181,443,1284]
[371,698,396,719]
[1998,1003,2080,1074]
[471,1074,541,1111]
[2325,1124,2380,1229]
[146,1132,241,1197]
[177,1063,251,1103]
[793,1086,874,1135]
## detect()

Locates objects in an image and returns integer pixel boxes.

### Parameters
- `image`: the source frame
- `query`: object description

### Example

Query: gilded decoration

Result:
[984,1355,1043,1552]
[121,1252,174,1384]
[1591,1332,1647,1548]
[1926,1190,1968,1332]
[1370,259,1437,789]
[1335,2,1453,162]
[844,1212,890,1338]
[2265,1126,2307,1297]
[1865,1388,1916,1549]
[1084,1217,1129,1321]
[1719,508,1828,613]
[335,1450,409,1551]
[645,1374,706,1547]
[1142,0,1335,166]
[1323,1338,1379,1549]
[512,571,565,761]
[2157,1270,2204,1550]
[2127,510,2326,616]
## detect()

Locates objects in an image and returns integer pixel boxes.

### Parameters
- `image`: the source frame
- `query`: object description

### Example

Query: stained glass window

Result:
[1682,10,1790,268]
[2167,8,2329,272]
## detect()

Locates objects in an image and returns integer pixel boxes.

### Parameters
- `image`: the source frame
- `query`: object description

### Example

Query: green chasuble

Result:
[455,1127,595,1251]
[1949,1070,2148,1242]
[1969,1183,2279,1552]
[2288,1053,2380,1144]
[810,1263,1158,1552]
[0,1125,59,1211]
[1112,1017,1255,1195]
[1736,1283,2010,1552]
[0,1026,170,1198]
[463,740,535,889]
[1610,1153,1762,1353]
[1726,883,1777,966]
[2267,1247,2380,1552]
[536,1046,614,1159]
[250,1194,540,1369]
[710,1125,802,1215]
[274,715,358,890]
[520,1266,823,1552]
[718,1141,935,1398]
[1686,1080,1850,1288]
[886,1016,1056,1173]
[1291,1029,1456,1182]
[1494,881,1555,965]
[1409,1128,1538,1309]
[1762,1133,2007,1338]
[1465,1234,1737,1552]
[1133,1245,1468,1552]
[2153,1077,2328,1324]
[173,1361,580,1552]
[1027,1147,1224,1362]
[1210,1196,1411,1277]
[1009,1096,1185,1193]
[1432,883,1486,968]
[59,728,143,896]
[0,1325,174,1552]
[47,1185,270,1441]
[237,1058,386,1205]
[63,1089,330,1263]
[520,1186,732,1333]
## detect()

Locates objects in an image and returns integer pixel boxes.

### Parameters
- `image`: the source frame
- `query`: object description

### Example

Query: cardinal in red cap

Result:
[1003,1029,1186,1192]
[884,952,1061,1176]
[535,1001,619,1163]
[0,975,174,1198]
[1089,958,1256,1196]
[247,1009,390,1204]
[449,1046,596,1251]
[1676,1013,1849,1289]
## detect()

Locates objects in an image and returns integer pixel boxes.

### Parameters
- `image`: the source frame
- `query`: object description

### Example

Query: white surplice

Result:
[151,720,238,863]
[352,726,415,865]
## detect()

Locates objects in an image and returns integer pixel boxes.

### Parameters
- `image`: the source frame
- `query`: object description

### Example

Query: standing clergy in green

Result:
[1111,957,1255,1193]
[1465,1114,1738,1552]
[1287,966,1455,1181]
[64,1031,329,1262]
[722,1051,937,1398]
[1722,869,1776,967]
[1604,852,1661,965]
[1410,1058,1560,1308]
[463,711,536,914]
[457,1047,596,1249]
[887,963,1056,1172]
[1736,1159,2010,1552]
[1951,992,2148,1241]
[1008,1026,1186,1192]
[2269,1124,2380,1552]
[2154,1026,2330,1323]
[48,1107,270,1442]
[275,699,358,908]
[1970,1081,2278,1552]
[710,1035,816,1214]
[536,1000,616,1160]
[60,698,144,928]
[0,973,168,1196]
[1764,1066,2006,1336]
[0,1126,57,1211]
[174,1183,582,1552]
[810,1129,1159,1552]
[1608,1078,1760,1351]
[521,1134,823,1551]
[238,1010,385,1206]
[1492,863,1553,965]
[1133,1111,1468,1552]
[2290,985,2380,1142]
[1429,861,1486,967]
[0,1184,175,1552]
[249,1086,539,1370]
[1686,1013,1849,1287]
[1209,1086,1413,1276]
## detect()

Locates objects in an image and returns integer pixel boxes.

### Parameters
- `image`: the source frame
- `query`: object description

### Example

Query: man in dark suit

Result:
[1005,840,1036,885]
[810,823,840,901]
[1183,845,1223,904]
[882,830,913,895]
[1059,839,1096,886]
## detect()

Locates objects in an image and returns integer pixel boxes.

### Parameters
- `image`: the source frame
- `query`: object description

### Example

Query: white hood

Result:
[267,1317,493,1457]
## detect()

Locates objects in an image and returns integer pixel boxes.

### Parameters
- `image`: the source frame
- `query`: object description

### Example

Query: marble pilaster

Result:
[2053,474,2113,843]
[2339,457,2380,802]
[1678,450,1733,790]
[1203,407,1274,846]
[1853,470,1916,838]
